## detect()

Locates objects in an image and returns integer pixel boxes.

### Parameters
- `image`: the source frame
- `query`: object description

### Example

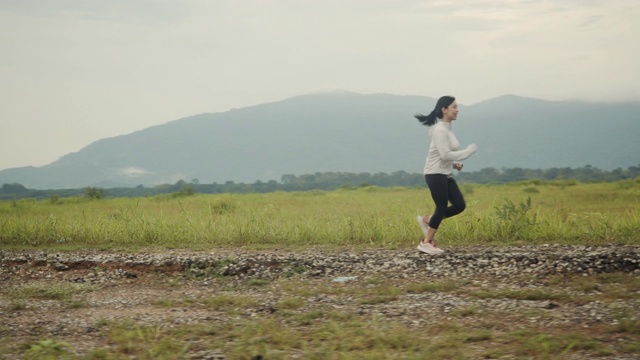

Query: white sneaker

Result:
[417,215,430,236]
[416,241,444,255]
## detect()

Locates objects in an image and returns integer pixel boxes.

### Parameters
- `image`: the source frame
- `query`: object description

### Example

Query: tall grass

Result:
[1,179,639,250]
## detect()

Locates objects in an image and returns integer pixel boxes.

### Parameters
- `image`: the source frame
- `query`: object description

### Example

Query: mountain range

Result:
[2,92,639,189]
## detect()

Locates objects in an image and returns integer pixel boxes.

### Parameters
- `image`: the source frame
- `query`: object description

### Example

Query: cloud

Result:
[0,0,196,22]
[119,167,150,177]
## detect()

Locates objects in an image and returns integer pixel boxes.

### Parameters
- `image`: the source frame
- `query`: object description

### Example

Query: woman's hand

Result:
[454,162,464,171]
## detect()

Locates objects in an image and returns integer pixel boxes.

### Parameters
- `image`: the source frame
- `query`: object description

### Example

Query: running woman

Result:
[415,96,477,254]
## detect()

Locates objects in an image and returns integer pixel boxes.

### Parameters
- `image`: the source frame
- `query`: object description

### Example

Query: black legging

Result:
[425,174,466,229]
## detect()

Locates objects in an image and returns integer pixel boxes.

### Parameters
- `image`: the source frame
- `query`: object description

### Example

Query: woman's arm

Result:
[432,127,477,161]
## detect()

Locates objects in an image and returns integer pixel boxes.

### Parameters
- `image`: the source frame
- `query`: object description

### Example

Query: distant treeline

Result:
[2,164,639,200]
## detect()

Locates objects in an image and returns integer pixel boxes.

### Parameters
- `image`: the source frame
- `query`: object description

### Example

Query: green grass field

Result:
[2,178,639,250]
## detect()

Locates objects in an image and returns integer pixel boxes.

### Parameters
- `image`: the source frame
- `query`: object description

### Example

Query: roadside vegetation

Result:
[1,178,639,250]
[2,272,639,359]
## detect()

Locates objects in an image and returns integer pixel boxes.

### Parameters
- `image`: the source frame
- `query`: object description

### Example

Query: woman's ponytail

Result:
[415,95,456,127]
[415,111,438,126]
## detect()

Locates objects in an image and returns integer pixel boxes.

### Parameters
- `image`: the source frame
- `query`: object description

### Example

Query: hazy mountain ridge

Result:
[2,92,639,189]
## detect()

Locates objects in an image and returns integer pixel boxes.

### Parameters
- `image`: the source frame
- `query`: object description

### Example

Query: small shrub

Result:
[23,339,73,360]
[615,313,640,334]
[284,265,307,278]
[406,280,464,294]
[248,279,269,287]
[84,187,106,199]
[451,306,479,317]
[6,282,96,302]
[64,299,87,309]
[277,297,304,310]
[7,301,27,312]
[493,197,537,239]
[462,329,492,342]
[461,183,475,195]
[210,200,236,214]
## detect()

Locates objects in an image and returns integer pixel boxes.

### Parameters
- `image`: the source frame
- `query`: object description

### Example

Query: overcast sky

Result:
[1,0,638,170]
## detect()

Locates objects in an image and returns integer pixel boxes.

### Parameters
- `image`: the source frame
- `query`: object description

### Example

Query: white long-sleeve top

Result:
[423,121,477,175]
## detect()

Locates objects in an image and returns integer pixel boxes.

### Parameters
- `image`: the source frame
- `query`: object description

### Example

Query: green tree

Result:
[1,183,28,193]
[84,187,106,199]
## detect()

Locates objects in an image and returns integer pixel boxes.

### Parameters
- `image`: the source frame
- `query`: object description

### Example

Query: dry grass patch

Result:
[3,282,96,302]
[406,279,470,294]
[469,288,573,302]
[203,294,260,312]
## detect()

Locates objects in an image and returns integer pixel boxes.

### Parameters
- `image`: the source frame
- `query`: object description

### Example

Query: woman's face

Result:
[442,101,458,121]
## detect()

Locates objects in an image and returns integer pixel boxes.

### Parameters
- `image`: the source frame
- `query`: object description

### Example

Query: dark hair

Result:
[415,95,456,126]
